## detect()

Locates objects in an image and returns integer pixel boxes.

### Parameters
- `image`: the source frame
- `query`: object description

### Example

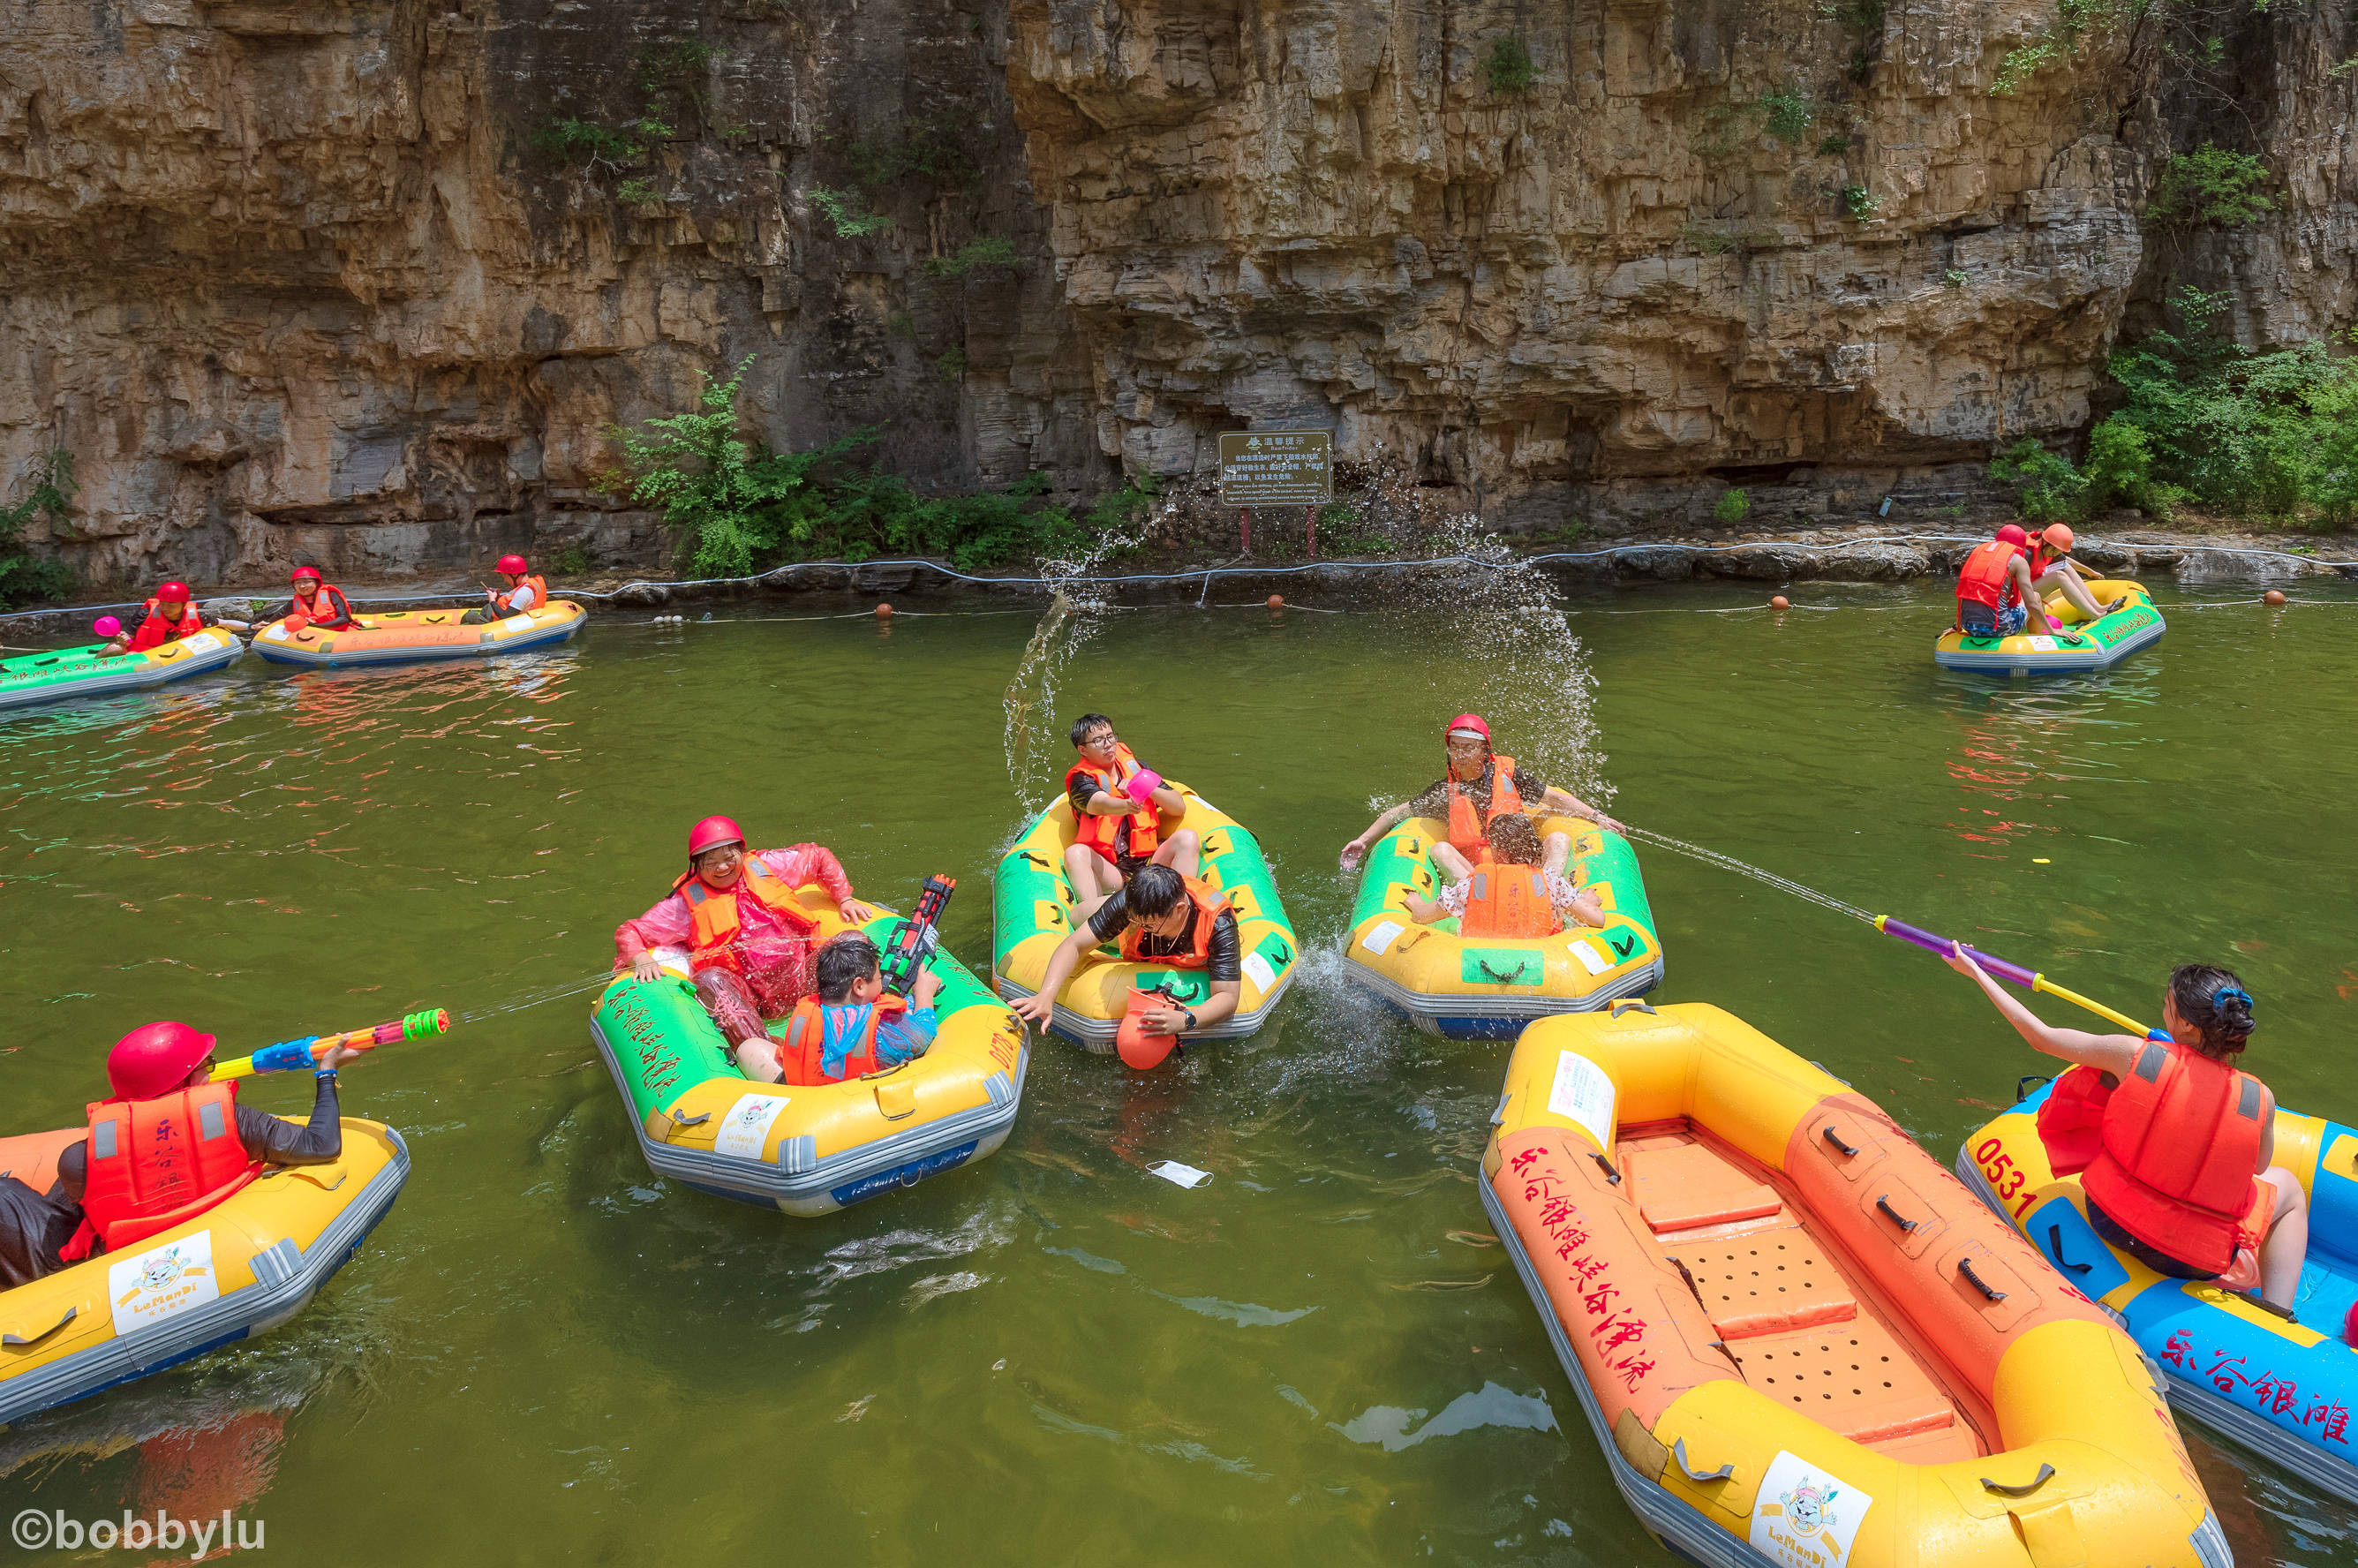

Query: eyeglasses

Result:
[1444,738,1487,754]
[1081,731,1118,747]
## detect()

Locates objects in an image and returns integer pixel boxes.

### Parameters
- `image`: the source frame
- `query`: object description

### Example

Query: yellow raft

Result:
[991,788,1298,1050]
[1484,1002,2229,1568]
[1344,816,1662,1037]
[0,1118,410,1428]
[1933,580,2164,675]
[591,886,1028,1216]
[252,601,585,667]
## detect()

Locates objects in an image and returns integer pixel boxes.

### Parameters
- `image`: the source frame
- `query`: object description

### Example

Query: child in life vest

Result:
[1061,712,1200,920]
[1399,813,1607,933]
[1947,949,2309,1312]
[738,933,940,1087]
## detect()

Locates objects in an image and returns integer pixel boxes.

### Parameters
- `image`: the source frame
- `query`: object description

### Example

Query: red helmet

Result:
[291,565,321,584]
[1995,524,2030,548]
[1443,712,1491,745]
[156,581,193,604]
[688,815,746,860]
[495,554,529,576]
[107,1021,218,1100]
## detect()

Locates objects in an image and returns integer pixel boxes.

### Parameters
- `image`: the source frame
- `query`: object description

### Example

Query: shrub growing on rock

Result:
[0,450,75,609]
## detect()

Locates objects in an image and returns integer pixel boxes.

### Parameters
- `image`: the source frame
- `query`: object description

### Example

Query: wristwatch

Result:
[1179,1008,1198,1033]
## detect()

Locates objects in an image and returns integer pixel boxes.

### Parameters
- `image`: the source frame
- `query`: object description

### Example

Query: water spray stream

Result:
[1619,825,1876,925]
[998,509,1159,814]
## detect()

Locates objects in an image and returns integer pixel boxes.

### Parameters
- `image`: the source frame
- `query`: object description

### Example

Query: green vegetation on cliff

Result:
[0,450,76,609]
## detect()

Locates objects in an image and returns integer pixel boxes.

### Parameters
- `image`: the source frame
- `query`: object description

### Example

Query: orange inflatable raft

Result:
[1482,1002,2229,1568]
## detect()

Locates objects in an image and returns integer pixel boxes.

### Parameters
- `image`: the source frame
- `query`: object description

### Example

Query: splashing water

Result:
[999,508,1160,817]
[1620,825,1876,925]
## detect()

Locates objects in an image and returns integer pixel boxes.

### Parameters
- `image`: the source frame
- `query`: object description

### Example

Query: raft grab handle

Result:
[1875,1195,1918,1233]
[1958,1256,2008,1301]
[1671,1438,1733,1483]
[1590,1153,1622,1187]
[2045,1225,2092,1275]
[1609,999,1656,1018]
[1979,1464,2054,1497]
[1821,1126,1860,1157]
[3,1305,76,1347]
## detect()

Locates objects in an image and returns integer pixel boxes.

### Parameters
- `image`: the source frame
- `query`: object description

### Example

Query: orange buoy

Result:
[2264,590,2287,607]
[1267,594,1284,609]
[875,603,894,618]
[1770,595,1789,610]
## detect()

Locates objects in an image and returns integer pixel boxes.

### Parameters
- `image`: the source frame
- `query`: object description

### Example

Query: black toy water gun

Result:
[880,876,955,997]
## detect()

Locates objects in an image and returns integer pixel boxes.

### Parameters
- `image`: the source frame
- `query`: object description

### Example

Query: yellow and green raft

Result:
[991,788,1298,1052]
[1934,579,2164,675]
[1344,816,1661,1037]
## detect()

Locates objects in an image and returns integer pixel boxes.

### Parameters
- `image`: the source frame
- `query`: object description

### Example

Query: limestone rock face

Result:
[1,0,2350,587]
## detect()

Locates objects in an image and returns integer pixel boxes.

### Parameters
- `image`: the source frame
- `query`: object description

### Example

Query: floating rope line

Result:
[8,531,2349,623]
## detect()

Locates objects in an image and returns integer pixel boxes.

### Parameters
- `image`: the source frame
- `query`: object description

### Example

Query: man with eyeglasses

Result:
[1061,712,1200,920]
[1338,712,1626,887]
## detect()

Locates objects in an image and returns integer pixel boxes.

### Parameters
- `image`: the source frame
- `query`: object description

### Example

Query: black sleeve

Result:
[0,1176,80,1289]
[1205,911,1242,984]
[236,1076,343,1165]
[268,599,298,621]
[1086,890,1132,944]
[1508,764,1548,802]
[1403,778,1451,820]
[325,587,354,622]
[50,1140,87,1206]
[1067,772,1103,815]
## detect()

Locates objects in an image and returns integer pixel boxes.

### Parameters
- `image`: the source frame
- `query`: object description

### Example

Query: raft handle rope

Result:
[1957,1255,2010,1303]
[1979,1463,2053,1497]
[1821,1126,1861,1158]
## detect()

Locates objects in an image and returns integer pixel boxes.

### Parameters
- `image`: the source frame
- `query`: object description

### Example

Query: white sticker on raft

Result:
[1566,939,1610,976]
[1360,920,1406,955]
[109,1231,221,1336]
[1546,1052,1616,1152]
[1240,952,1277,991]
[1751,1451,1873,1568]
[1148,1160,1212,1188]
[2029,636,2059,652]
[714,1093,790,1159]
[261,625,290,643]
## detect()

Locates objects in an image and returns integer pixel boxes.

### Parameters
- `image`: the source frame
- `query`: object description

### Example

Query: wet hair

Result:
[815,933,881,1003]
[2169,963,2256,1059]
[1070,712,1115,748]
[1125,863,1188,920]
[1485,814,1544,867]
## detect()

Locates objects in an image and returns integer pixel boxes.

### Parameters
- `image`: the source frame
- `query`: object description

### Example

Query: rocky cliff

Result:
[2,0,2350,588]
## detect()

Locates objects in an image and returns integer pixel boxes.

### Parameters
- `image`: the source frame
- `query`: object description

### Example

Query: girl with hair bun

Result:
[1947,950,2310,1313]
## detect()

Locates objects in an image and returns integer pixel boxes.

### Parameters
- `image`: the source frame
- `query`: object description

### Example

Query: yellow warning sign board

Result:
[1217,431,1333,505]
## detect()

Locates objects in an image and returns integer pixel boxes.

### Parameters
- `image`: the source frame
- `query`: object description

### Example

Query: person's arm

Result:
[618,893,694,981]
[1537,786,1626,835]
[235,1069,348,1166]
[1141,912,1244,1036]
[1008,925,1099,1025]
[1405,878,1468,926]
[49,1140,87,1205]
[761,844,871,921]
[1342,801,1415,868]
[1943,944,2143,1074]
[876,975,944,1066]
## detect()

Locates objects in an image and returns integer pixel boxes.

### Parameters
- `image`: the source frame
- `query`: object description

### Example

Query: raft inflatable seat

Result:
[1344,817,1661,1038]
[1963,1083,2358,1505]
[251,601,586,667]
[0,628,244,714]
[1486,1003,2231,1568]
[991,788,1299,1052]
[1933,580,2164,676]
[0,1118,409,1429]
[591,886,1028,1217]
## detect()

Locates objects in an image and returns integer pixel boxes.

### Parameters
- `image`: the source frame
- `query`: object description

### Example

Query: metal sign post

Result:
[1217,431,1333,557]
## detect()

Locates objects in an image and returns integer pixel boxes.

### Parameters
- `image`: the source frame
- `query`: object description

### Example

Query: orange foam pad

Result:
[1623,1134,1784,1234]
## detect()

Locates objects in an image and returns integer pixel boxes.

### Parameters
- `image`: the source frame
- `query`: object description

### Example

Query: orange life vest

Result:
[496,575,550,615]
[290,581,354,629]
[1067,743,1159,860]
[128,600,201,652]
[1446,755,1525,860]
[775,995,908,1085]
[1458,864,1563,938]
[59,1082,258,1262]
[673,857,821,975]
[2079,1037,2271,1276]
[1955,540,2023,623]
[1118,877,1226,969]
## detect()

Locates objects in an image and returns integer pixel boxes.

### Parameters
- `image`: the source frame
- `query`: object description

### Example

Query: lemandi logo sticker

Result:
[713,1093,791,1159]
[108,1232,220,1336]
[1751,1450,1873,1568]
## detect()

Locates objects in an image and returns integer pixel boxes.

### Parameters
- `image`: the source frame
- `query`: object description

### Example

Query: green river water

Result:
[3,577,2355,1566]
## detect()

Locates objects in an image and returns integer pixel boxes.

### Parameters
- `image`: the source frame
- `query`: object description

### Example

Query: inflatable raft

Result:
[0,628,244,715]
[1933,579,2164,675]
[591,888,1028,1217]
[0,1117,409,1428]
[1963,1082,2358,1504]
[1486,1003,2230,1568]
[1345,817,1661,1037]
[251,601,585,667]
[991,788,1298,1052]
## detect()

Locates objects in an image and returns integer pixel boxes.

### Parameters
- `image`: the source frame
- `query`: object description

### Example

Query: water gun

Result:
[1875,916,2149,1034]
[208,1007,451,1082]
[879,878,955,998]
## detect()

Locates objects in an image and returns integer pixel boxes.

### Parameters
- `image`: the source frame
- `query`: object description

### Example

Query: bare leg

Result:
[694,969,771,1051]
[1063,843,1122,921]
[734,1038,785,1084]
[1152,827,1201,879]
[2258,1166,2309,1310]
[2032,565,2111,622]
[1432,842,1476,884]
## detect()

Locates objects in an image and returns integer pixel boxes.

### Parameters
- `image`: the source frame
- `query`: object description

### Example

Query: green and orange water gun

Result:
[208,1007,451,1082]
